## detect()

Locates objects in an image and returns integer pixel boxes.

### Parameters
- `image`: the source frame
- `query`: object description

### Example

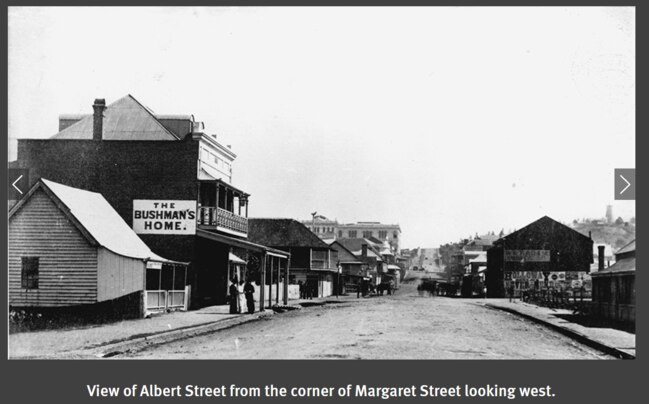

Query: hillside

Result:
[571,221,635,250]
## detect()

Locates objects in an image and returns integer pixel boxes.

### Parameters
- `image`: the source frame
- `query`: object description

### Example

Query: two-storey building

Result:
[10,95,289,311]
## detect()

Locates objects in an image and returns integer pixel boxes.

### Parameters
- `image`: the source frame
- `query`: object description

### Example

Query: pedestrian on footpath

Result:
[508,284,515,303]
[229,277,240,314]
[238,279,246,314]
[298,280,305,299]
[244,278,255,314]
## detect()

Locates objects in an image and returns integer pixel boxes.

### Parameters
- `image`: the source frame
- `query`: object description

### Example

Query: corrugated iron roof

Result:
[591,257,635,275]
[51,95,179,141]
[615,240,635,255]
[248,218,331,249]
[39,179,176,263]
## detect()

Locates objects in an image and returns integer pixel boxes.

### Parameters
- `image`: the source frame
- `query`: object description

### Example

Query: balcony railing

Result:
[198,206,248,235]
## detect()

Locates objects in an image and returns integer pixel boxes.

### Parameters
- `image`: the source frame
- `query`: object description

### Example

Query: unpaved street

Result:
[126,274,611,359]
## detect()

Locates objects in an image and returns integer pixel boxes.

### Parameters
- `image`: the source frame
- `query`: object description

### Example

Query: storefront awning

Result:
[197,229,289,259]
[229,252,247,264]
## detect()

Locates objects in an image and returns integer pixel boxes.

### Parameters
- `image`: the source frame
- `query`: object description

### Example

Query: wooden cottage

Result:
[8,179,188,318]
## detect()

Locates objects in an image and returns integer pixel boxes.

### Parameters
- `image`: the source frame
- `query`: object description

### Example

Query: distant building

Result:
[248,219,337,299]
[606,205,613,224]
[336,238,385,287]
[301,215,402,252]
[302,214,338,241]
[486,216,593,298]
[326,240,368,295]
[463,234,499,252]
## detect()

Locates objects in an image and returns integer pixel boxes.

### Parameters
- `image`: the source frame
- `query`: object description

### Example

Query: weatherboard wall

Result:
[9,189,98,307]
[96,248,145,302]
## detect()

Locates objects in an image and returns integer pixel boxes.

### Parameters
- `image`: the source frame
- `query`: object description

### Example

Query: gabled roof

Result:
[327,240,363,264]
[51,95,179,141]
[336,238,383,259]
[615,240,635,256]
[9,179,178,263]
[247,218,331,249]
[498,215,592,244]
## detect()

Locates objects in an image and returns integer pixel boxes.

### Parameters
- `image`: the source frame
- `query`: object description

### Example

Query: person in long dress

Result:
[229,277,240,314]
[244,279,255,314]
[237,279,246,314]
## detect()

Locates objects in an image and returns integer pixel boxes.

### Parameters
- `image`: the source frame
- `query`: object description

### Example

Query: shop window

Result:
[21,257,39,289]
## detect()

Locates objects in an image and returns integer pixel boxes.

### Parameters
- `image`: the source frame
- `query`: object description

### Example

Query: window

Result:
[362,231,373,238]
[349,230,357,238]
[378,231,387,239]
[338,230,343,238]
[393,232,398,239]
[21,257,39,289]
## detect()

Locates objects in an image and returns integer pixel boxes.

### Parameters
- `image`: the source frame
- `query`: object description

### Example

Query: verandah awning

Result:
[197,228,290,259]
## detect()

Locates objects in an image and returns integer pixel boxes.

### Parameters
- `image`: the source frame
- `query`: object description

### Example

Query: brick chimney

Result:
[362,244,368,258]
[598,245,605,271]
[92,99,106,141]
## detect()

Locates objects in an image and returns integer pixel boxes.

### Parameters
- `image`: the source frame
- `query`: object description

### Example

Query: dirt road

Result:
[125,273,611,359]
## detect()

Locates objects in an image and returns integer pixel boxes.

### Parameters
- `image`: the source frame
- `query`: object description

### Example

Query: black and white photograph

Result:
[7,6,635,360]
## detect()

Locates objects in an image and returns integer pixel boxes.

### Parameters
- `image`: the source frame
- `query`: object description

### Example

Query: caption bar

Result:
[87,384,555,400]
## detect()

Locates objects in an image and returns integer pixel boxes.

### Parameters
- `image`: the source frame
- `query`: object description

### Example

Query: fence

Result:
[144,287,189,314]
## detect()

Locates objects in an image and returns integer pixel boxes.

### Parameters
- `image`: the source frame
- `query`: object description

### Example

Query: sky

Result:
[8,7,635,249]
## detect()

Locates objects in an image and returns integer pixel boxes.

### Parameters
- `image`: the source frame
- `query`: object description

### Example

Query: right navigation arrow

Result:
[619,175,631,195]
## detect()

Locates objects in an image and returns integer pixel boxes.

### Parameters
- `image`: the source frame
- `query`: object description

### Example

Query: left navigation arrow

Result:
[8,168,30,201]
[12,175,24,195]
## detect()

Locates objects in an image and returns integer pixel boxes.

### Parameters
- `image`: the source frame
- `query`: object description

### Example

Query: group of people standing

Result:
[229,277,256,314]
[297,280,314,300]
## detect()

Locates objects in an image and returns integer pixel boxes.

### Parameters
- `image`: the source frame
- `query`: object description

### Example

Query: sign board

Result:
[508,271,545,281]
[504,250,551,262]
[146,261,163,270]
[133,200,197,235]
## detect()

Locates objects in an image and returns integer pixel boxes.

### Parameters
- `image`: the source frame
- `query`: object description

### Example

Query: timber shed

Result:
[486,216,593,298]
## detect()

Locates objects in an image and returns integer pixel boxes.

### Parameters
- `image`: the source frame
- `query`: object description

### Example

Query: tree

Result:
[615,217,624,225]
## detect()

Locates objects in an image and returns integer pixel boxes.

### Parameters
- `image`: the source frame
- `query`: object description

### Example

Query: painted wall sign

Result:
[133,200,197,235]
[506,271,545,281]
[504,249,551,262]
